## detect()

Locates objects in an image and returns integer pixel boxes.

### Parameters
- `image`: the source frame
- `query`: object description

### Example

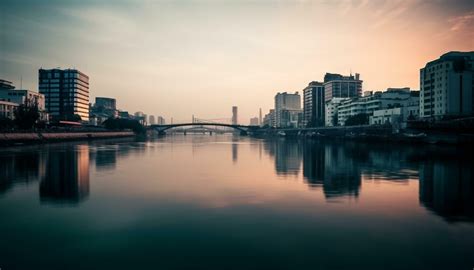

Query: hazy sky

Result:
[1,0,473,123]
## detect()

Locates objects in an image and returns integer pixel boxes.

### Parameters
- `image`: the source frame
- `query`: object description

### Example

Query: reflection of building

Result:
[39,68,90,121]
[419,160,474,222]
[0,152,46,194]
[264,139,302,176]
[232,142,238,163]
[300,142,361,199]
[40,145,90,204]
[420,51,474,119]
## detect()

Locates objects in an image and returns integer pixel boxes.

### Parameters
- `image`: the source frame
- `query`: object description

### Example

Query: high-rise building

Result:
[259,108,262,126]
[420,51,474,119]
[324,73,362,102]
[232,106,238,125]
[275,92,301,128]
[303,81,325,127]
[39,68,89,121]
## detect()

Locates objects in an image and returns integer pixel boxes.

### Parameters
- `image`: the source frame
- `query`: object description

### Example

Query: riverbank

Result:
[0,131,135,146]
[251,125,474,145]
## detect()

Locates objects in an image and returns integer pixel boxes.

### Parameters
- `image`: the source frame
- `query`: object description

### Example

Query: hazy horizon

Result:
[1,0,473,124]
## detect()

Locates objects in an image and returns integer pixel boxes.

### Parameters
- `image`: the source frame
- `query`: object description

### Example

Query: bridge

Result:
[149,122,258,135]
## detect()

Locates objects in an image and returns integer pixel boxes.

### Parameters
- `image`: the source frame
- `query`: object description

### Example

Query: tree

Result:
[63,114,82,122]
[0,117,15,130]
[102,117,146,134]
[14,103,40,130]
[344,113,369,126]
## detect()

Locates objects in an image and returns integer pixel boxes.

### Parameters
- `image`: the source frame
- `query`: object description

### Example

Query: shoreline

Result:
[0,131,135,146]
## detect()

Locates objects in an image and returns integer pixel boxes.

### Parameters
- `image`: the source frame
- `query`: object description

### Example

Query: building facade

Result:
[335,88,419,126]
[0,101,18,120]
[39,68,90,122]
[420,51,474,120]
[275,92,301,128]
[95,97,116,111]
[323,73,362,102]
[303,81,325,127]
[325,97,350,126]
[263,109,275,127]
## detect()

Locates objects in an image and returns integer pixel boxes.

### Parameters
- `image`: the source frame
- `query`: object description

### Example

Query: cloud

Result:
[449,11,474,31]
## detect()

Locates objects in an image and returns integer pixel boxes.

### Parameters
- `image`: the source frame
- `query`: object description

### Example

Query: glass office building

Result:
[39,69,89,121]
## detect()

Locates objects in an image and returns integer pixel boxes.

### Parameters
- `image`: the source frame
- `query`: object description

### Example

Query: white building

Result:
[336,88,419,126]
[0,101,18,120]
[325,98,350,126]
[275,92,301,128]
[420,51,474,120]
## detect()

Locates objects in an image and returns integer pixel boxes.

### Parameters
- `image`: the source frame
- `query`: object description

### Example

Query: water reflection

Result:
[0,151,46,194]
[0,137,473,223]
[40,145,90,204]
[419,150,474,222]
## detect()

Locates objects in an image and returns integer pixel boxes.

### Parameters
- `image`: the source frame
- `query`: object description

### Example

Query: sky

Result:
[1,0,473,124]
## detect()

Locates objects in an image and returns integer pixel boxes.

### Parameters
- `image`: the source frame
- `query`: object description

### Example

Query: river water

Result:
[0,135,473,269]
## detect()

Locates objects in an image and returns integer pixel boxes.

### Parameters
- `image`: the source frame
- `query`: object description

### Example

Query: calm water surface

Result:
[1,135,474,270]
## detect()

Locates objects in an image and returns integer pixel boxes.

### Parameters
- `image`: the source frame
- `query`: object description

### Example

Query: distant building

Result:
[263,109,275,127]
[275,92,302,128]
[39,68,90,122]
[420,51,474,119]
[90,97,117,126]
[250,117,259,126]
[157,116,166,125]
[324,72,362,102]
[149,115,156,125]
[118,111,130,119]
[134,111,146,125]
[303,81,325,127]
[232,106,238,125]
[259,108,262,126]
[95,97,116,111]
[325,97,350,126]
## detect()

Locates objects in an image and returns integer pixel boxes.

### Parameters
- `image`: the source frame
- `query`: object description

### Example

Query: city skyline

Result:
[1,0,473,123]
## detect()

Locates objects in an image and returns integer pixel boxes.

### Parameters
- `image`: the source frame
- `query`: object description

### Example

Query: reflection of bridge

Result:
[150,123,257,135]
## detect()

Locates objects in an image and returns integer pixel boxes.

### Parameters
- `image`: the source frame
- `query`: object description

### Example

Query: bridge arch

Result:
[150,123,250,134]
